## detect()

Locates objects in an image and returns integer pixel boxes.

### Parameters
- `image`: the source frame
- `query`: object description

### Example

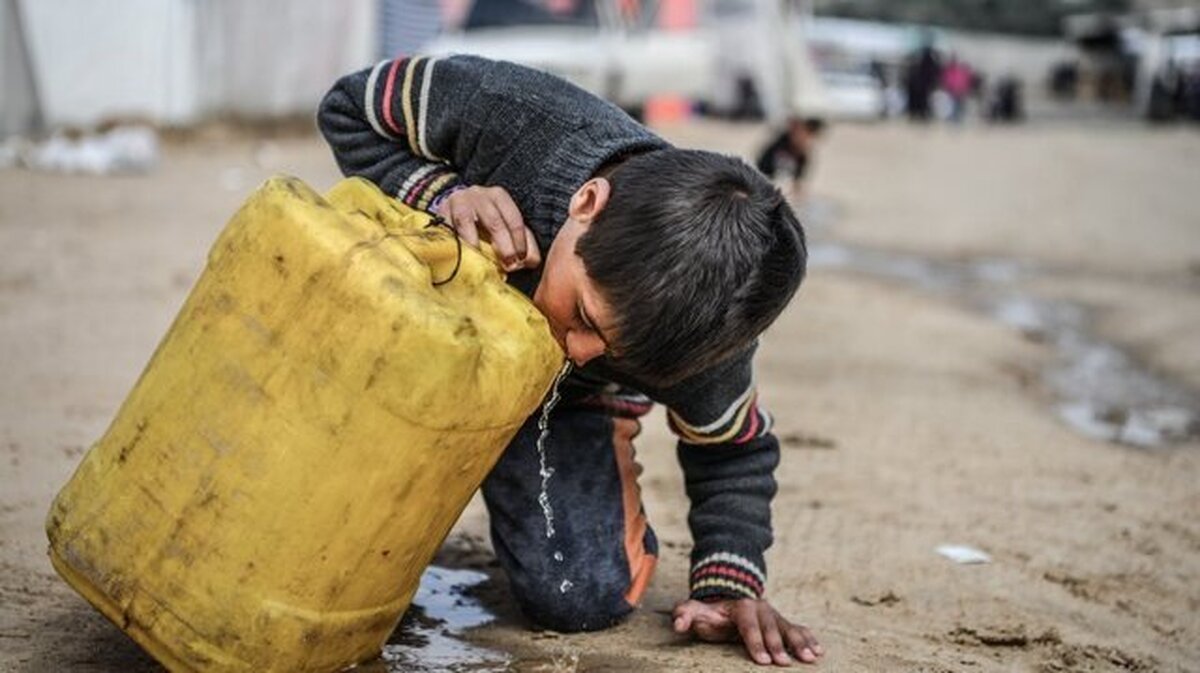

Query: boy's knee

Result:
[513,577,634,633]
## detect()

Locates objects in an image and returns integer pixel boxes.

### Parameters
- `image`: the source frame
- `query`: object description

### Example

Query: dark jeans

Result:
[481,386,658,633]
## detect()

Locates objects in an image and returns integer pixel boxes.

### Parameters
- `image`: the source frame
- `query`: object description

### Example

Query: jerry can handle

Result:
[421,213,505,286]
[424,215,463,286]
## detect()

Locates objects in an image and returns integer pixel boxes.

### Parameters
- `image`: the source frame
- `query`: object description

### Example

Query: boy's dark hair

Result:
[577,149,806,387]
[789,116,826,135]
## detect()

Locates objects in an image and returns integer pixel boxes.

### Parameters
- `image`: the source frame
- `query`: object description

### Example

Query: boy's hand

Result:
[436,185,541,272]
[673,598,823,666]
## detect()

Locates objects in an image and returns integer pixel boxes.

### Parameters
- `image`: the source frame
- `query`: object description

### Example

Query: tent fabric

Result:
[8,0,375,133]
[0,0,43,137]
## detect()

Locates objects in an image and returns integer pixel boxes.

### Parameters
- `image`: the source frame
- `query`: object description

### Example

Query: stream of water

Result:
[535,360,573,538]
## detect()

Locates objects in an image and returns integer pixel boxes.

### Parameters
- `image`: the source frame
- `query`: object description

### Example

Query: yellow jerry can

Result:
[46,176,563,672]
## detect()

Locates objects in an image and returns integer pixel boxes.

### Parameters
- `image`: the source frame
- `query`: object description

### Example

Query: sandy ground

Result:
[1,120,1198,672]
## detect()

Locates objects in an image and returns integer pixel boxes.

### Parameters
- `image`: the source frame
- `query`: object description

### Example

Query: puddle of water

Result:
[536,360,573,539]
[810,243,1034,296]
[984,295,1199,447]
[810,242,1200,448]
[372,566,509,673]
[361,565,653,673]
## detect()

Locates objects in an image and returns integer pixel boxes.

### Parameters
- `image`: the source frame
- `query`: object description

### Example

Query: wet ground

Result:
[361,535,658,673]
[807,238,1200,448]
[372,567,510,672]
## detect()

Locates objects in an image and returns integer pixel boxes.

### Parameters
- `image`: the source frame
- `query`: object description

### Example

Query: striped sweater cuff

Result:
[364,55,463,212]
[690,552,766,602]
[395,164,462,212]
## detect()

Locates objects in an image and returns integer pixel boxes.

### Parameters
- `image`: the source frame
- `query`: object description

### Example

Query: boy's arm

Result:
[317,56,486,212]
[660,346,778,603]
[656,350,823,664]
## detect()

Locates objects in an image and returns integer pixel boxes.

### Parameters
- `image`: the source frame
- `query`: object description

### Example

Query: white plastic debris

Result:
[936,544,992,565]
[0,136,26,169]
[28,125,159,175]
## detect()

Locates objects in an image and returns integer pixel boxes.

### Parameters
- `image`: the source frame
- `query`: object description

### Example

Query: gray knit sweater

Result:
[318,54,780,602]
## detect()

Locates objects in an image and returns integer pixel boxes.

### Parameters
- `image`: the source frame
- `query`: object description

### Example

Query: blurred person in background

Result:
[904,41,942,122]
[988,75,1024,123]
[941,55,972,124]
[755,116,826,202]
[1049,60,1080,101]
[1186,64,1200,121]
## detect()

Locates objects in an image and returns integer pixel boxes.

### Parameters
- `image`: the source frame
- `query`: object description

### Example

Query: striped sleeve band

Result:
[667,380,774,445]
[366,55,447,162]
[396,163,461,212]
[690,552,766,601]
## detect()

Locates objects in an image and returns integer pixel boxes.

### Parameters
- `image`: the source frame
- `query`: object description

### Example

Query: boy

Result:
[755,116,825,202]
[318,54,821,666]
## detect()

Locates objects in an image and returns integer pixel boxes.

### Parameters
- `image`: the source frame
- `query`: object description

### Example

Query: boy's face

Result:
[787,122,812,152]
[532,178,617,368]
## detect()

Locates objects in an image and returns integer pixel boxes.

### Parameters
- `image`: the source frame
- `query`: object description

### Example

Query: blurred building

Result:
[1064,2,1200,116]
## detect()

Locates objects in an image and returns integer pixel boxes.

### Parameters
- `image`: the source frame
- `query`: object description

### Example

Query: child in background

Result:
[319,54,821,666]
[941,56,973,124]
[755,116,825,203]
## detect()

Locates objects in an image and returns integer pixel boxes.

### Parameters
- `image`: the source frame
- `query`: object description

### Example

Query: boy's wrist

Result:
[427,182,468,214]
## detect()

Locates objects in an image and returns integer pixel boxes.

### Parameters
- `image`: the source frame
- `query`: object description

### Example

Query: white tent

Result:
[0,0,42,136]
[2,0,376,135]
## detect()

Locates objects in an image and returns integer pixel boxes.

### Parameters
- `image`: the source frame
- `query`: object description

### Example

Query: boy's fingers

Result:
[671,602,693,634]
[447,204,481,248]
[489,188,528,262]
[674,600,736,642]
[759,610,792,666]
[521,227,542,269]
[673,612,692,633]
[734,605,770,665]
[797,624,822,656]
[476,200,519,267]
[780,619,819,663]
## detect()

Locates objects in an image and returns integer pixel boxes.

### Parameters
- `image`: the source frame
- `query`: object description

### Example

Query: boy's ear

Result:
[567,178,611,224]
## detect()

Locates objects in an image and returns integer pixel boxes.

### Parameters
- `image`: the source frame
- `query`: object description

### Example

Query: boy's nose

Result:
[565,330,605,367]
